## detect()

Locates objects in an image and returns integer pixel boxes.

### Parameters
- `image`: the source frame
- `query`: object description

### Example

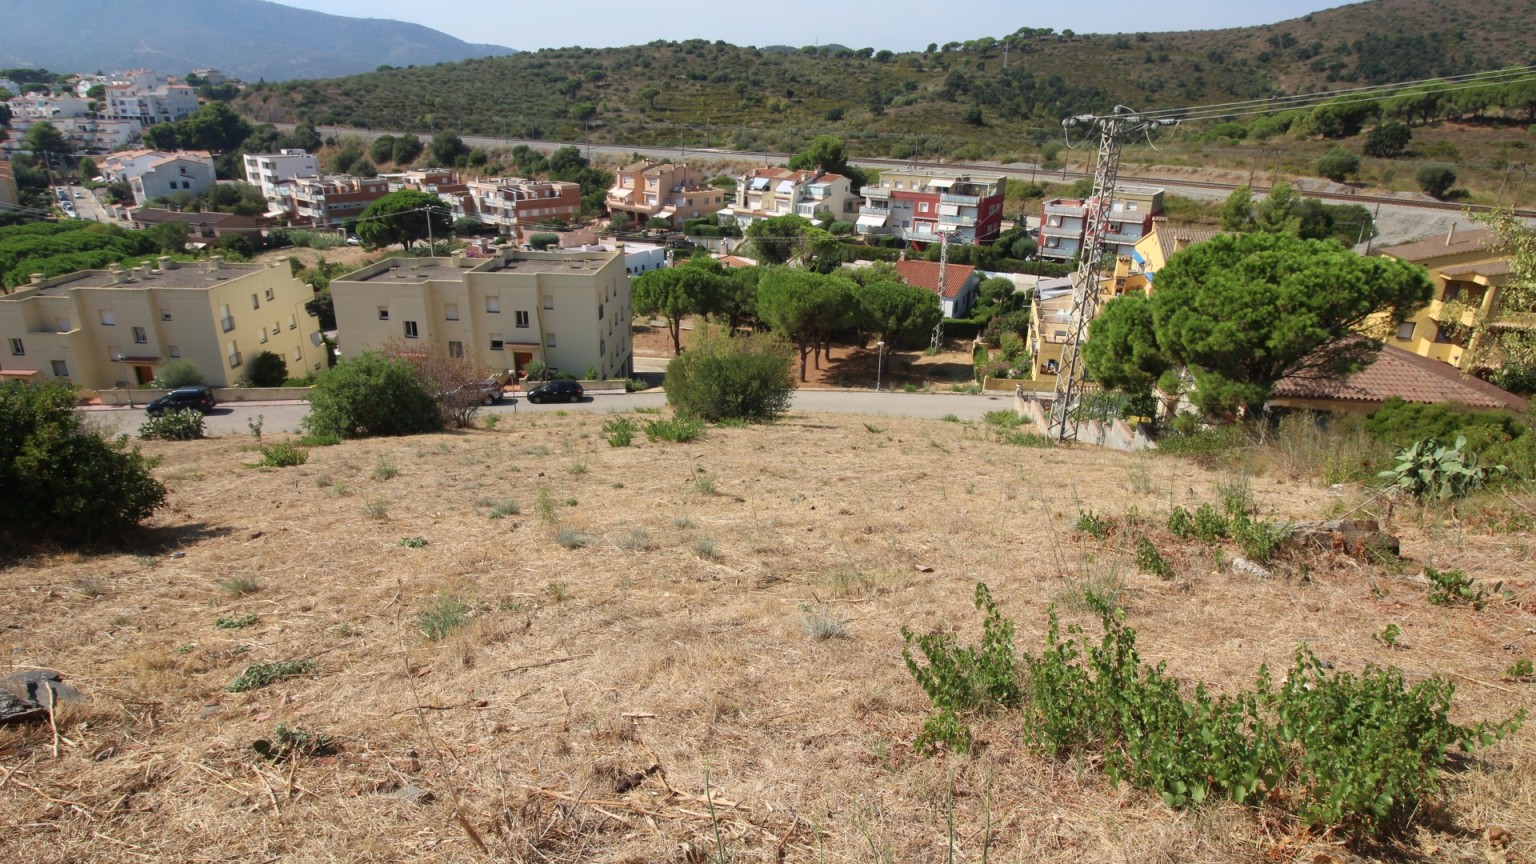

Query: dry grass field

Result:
[2,410,1534,863]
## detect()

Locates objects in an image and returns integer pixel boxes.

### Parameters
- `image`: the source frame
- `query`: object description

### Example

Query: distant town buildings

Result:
[103,70,199,128]
[721,166,858,229]
[605,160,725,229]
[1039,186,1165,263]
[282,174,390,228]
[243,150,320,215]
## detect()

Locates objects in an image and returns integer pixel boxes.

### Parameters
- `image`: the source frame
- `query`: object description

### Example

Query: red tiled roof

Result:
[1379,227,1496,262]
[894,259,977,300]
[1270,342,1526,411]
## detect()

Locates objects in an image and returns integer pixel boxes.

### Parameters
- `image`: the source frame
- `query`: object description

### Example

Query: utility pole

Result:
[932,230,953,350]
[1046,107,1176,444]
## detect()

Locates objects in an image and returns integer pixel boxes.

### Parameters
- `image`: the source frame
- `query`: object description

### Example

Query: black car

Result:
[525,380,584,404]
[145,386,217,416]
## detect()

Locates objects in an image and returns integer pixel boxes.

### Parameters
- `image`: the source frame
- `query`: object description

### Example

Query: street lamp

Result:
[875,341,885,392]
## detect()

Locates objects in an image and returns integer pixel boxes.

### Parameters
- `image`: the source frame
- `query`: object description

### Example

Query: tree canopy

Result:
[22,121,72,157]
[849,266,943,355]
[757,268,855,380]
[354,189,451,251]
[631,263,726,355]
[1090,232,1433,415]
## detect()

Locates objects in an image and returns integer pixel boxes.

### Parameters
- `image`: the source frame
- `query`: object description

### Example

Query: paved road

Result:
[83,388,1016,437]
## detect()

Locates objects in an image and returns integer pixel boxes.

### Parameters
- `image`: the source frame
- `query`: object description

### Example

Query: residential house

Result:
[855,168,1007,245]
[893,259,980,319]
[105,151,216,205]
[553,239,667,276]
[130,209,268,244]
[1026,274,1079,382]
[1111,220,1222,295]
[454,177,581,235]
[380,169,461,195]
[1374,226,1524,371]
[330,247,632,380]
[192,69,228,86]
[1269,341,1527,414]
[242,150,320,216]
[1038,185,1164,263]
[104,70,199,127]
[0,257,326,390]
[283,174,389,229]
[720,167,858,229]
[605,160,724,228]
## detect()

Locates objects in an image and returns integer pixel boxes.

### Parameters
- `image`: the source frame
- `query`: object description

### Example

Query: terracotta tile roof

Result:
[1154,224,1222,263]
[1379,227,1496,262]
[1442,260,1512,278]
[1270,342,1526,411]
[894,259,976,300]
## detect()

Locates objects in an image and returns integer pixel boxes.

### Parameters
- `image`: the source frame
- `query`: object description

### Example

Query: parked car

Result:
[73,190,85,199]
[345,235,361,246]
[526,380,584,404]
[145,386,217,416]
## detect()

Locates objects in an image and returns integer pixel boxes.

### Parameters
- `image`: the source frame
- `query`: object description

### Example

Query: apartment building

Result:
[380,169,461,195]
[855,168,1007,245]
[100,150,215,205]
[605,160,724,228]
[452,177,582,235]
[104,70,199,127]
[331,247,632,380]
[721,167,858,229]
[243,150,320,215]
[283,174,389,229]
[1375,226,1524,371]
[1038,186,1164,263]
[0,257,326,390]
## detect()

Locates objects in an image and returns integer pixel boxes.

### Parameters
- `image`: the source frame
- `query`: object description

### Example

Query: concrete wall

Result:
[97,386,311,405]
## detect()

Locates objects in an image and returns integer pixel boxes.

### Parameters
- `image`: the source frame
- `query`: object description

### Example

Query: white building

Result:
[129,153,216,205]
[243,150,320,216]
[0,78,20,97]
[104,69,199,128]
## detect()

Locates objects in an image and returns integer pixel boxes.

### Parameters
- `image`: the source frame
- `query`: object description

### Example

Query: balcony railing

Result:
[220,316,235,333]
[862,186,891,200]
[939,213,978,227]
[941,193,981,206]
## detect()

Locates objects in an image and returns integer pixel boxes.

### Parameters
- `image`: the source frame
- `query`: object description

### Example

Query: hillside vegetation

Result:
[234,0,1536,162]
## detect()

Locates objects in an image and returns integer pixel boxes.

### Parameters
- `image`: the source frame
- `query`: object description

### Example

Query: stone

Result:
[0,670,84,724]
[391,784,434,804]
[199,703,223,718]
[1232,557,1272,579]
[1286,518,1400,559]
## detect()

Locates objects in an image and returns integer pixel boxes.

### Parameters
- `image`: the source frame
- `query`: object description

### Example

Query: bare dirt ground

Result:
[252,245,381,271]
[2,412,1534,863]
[632,318,978,390]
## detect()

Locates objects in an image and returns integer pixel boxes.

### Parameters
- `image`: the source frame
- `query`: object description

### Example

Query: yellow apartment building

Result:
[1375,226,1522,370]
[330,247,632,380]
[0,256,326,389]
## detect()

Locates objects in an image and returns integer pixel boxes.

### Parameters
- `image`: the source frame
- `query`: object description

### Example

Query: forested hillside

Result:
[232,0,1536,161]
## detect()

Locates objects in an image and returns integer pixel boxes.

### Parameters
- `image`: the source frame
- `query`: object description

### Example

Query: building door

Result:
[134,365,154,385]
[513,352,534,376]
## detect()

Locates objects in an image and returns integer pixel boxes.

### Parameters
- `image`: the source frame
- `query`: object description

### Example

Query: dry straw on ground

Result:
[1,410,1533,863]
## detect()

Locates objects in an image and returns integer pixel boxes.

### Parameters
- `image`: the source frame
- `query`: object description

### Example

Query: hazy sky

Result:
[276,0,1341,52]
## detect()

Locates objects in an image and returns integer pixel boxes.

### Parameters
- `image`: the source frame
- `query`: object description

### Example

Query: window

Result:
[292,347,302,361]
[600,339,606,356]
[919,201,928,213]
[486,296,500,313]
[445,303,459,321]
[264,288,274,301]
[288,315,297,330]
[132,326,147,344]
[227,341,242,367]
[515,310,530,328]
[169,345,180,358]
[51,360,68,377]
[543,295,554,310]
[377,306,389,321]
[274,320,281,334]
[545,332,556,348]
[489,335,504,351]
[251,293,260,310]
[160,308,172,321]
[259,327,268,343]
[598,303,604,320]
[448,340,464,358]
[8,338,22,356]
[1396,321,1416,341]
[99,310,116,326]
[403,320,419,339]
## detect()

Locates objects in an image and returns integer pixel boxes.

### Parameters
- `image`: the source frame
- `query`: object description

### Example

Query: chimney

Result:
[208,255,225,271]
[157,255,176,270]
[108,263,126,284]
[1446,222,1457,246]
[29,273,44,285]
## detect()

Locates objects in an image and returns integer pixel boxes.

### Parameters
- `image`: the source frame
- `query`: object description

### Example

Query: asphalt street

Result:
[83,388,1017,438]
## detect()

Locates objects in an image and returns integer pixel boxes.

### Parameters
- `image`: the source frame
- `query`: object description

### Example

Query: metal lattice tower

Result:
[1046,106,1176,443]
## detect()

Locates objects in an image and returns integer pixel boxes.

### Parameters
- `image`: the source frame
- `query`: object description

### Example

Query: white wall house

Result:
[243,150,320,216]
[129,154,216,205]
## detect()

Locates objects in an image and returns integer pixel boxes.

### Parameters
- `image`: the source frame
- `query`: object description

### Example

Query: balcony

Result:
[221,316,235,333]
[228,352,242,368]
[939,213,978,227]
[861,186,890,200]
[941,193,980,206]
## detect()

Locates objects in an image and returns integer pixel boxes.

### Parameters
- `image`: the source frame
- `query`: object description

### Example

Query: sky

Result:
[275,0,1343,53]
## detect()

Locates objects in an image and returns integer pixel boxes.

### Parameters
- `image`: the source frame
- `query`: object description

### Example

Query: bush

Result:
[527,232,559,251]
[644,416,704,443]
[662,327,794,423]
[246,350,288,387]
[902,583,1020,754]
[260,441,309,467]
[603,415,636,447]
[138,408,205,441]
[302,352,441,439]
[1416,164,1457,199]
[1,381,167,545]
[149,359,206,389]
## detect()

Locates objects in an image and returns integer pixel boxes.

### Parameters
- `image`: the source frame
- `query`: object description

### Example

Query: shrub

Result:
[259,441,309,467]
[246,350,289,387]
[138,408,205,441]
[302,351,441,439]
[1424,567,1489,609]
[1134,536,1175,579]
[901,584,1020,754]
[149,359,205,389]
[603,415,637,447]
[662,327,793,423]
[252,723,336,762]
[1416,164,1457,199]
[645,416,704,443]
[228,659,314,692]
[0,380,166,545]
[1379,436,1502,501]
[214,613,258,629]
[418,593,469,640]
[1075,509,1109,539]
